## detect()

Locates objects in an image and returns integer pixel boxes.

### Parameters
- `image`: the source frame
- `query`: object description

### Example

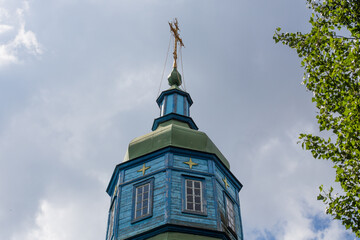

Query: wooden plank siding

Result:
[117,172,167,239]
[124,156,165,182]
[215,181,241,240]
[173,155,209,172]
[168,170,218,230]
[214,166,237,201]
[108,150,243,240]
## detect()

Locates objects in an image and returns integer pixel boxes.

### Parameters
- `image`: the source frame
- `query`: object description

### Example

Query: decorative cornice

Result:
[125,223,234,240]
[106,146,243,196]
[156,88,193,107]
[152,113,198,131]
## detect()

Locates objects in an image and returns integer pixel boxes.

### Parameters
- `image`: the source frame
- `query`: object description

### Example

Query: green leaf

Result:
[274,0,360,237]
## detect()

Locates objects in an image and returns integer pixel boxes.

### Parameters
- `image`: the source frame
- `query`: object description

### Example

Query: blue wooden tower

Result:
[105,19,243,240]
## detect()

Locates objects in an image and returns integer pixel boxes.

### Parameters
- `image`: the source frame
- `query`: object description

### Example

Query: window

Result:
[184,98,189,116]
[165,95,173,115]
[132,178,154,222]
[160,101,165,116]
[225,195,236,232]
[107,199,115,240]
[135,183,150,218]
[184,178,206,214]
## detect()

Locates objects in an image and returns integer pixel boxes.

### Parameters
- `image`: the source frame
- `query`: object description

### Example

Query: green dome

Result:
[168,68,182,86]
[123,120,230,169]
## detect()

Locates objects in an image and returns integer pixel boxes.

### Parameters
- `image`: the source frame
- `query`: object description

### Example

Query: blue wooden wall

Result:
[105,149,243,240]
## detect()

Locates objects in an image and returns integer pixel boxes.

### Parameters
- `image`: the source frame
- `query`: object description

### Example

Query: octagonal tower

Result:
[105,20,243,240]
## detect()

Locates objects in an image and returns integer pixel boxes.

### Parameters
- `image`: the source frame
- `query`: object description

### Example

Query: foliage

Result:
[274,0,360,237]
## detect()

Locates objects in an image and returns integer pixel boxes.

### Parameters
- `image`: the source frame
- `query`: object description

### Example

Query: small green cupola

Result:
[124,66,230,169]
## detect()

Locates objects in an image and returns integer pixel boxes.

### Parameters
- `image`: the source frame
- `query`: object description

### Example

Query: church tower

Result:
[105,19,243,240]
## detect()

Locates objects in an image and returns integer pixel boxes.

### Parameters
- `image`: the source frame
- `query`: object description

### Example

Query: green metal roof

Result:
[123,119,230,169]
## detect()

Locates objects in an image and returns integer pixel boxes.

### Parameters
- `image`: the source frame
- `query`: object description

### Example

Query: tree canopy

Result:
[274,0,360,237]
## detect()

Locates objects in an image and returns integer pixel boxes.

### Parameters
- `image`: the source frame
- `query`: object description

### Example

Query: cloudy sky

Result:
[0,0,358,240]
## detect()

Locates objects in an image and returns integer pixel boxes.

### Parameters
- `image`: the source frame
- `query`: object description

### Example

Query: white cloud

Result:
[0,24,13,34]
[24,200,72,240]
[11,196,108,240]
[0,1,358,239]
[0,1,42,67]
[237,129,356,240]
[0,61,159,240]
[0,44,17,64]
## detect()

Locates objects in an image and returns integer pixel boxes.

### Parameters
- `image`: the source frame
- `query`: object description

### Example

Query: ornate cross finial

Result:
[169,18,184,68]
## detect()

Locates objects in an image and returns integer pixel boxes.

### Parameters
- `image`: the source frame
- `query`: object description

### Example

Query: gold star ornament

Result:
[137,163,151,176]
[183,158,198,169]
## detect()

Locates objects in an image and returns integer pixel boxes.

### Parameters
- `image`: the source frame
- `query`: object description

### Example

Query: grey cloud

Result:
[0,0,359,240]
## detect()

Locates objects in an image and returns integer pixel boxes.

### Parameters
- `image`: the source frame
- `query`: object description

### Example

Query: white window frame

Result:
[185,179,203,212]
[134,183,151,219]
[183,177,207,215]
[132,178,154,223]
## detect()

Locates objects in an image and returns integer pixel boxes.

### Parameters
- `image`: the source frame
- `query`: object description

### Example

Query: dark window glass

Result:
[134,183,151,219]
[185,179,203,213]
[225,196,236,232]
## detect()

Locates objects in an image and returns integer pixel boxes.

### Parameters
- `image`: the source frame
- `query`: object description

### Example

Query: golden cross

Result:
[169,18,184,68]
[183,158,198,169]
[137,163,151,176]
[223,177,230,189]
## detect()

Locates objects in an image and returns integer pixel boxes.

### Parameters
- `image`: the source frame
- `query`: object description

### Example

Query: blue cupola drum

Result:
[152,75,198,131]
[158,88,191,117]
